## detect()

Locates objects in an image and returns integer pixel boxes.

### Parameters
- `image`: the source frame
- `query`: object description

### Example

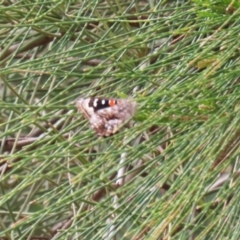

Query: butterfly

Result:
[76,97,137,137]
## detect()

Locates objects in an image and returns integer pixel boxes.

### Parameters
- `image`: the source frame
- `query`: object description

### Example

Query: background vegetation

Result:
[0,0,240,239]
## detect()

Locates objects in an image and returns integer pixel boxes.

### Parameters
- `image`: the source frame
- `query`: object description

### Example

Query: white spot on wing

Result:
[93,99,98,107]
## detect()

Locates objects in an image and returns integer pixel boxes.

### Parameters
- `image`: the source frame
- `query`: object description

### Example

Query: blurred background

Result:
[0,0,240,239]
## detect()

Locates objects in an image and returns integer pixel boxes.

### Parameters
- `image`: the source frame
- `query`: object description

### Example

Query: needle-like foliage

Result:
[0,0,240,239]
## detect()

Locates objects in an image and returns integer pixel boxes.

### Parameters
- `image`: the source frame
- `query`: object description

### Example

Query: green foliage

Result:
[0,0,240,239]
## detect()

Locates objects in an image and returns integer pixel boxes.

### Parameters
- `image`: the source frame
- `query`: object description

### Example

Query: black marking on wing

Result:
[88,98,117,111]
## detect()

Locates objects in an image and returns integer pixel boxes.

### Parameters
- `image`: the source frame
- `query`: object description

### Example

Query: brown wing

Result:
[90,100,137,136]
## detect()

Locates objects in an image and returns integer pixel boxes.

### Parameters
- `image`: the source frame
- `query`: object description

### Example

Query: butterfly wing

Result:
[91,99,137,136]
[76,98,137,137]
